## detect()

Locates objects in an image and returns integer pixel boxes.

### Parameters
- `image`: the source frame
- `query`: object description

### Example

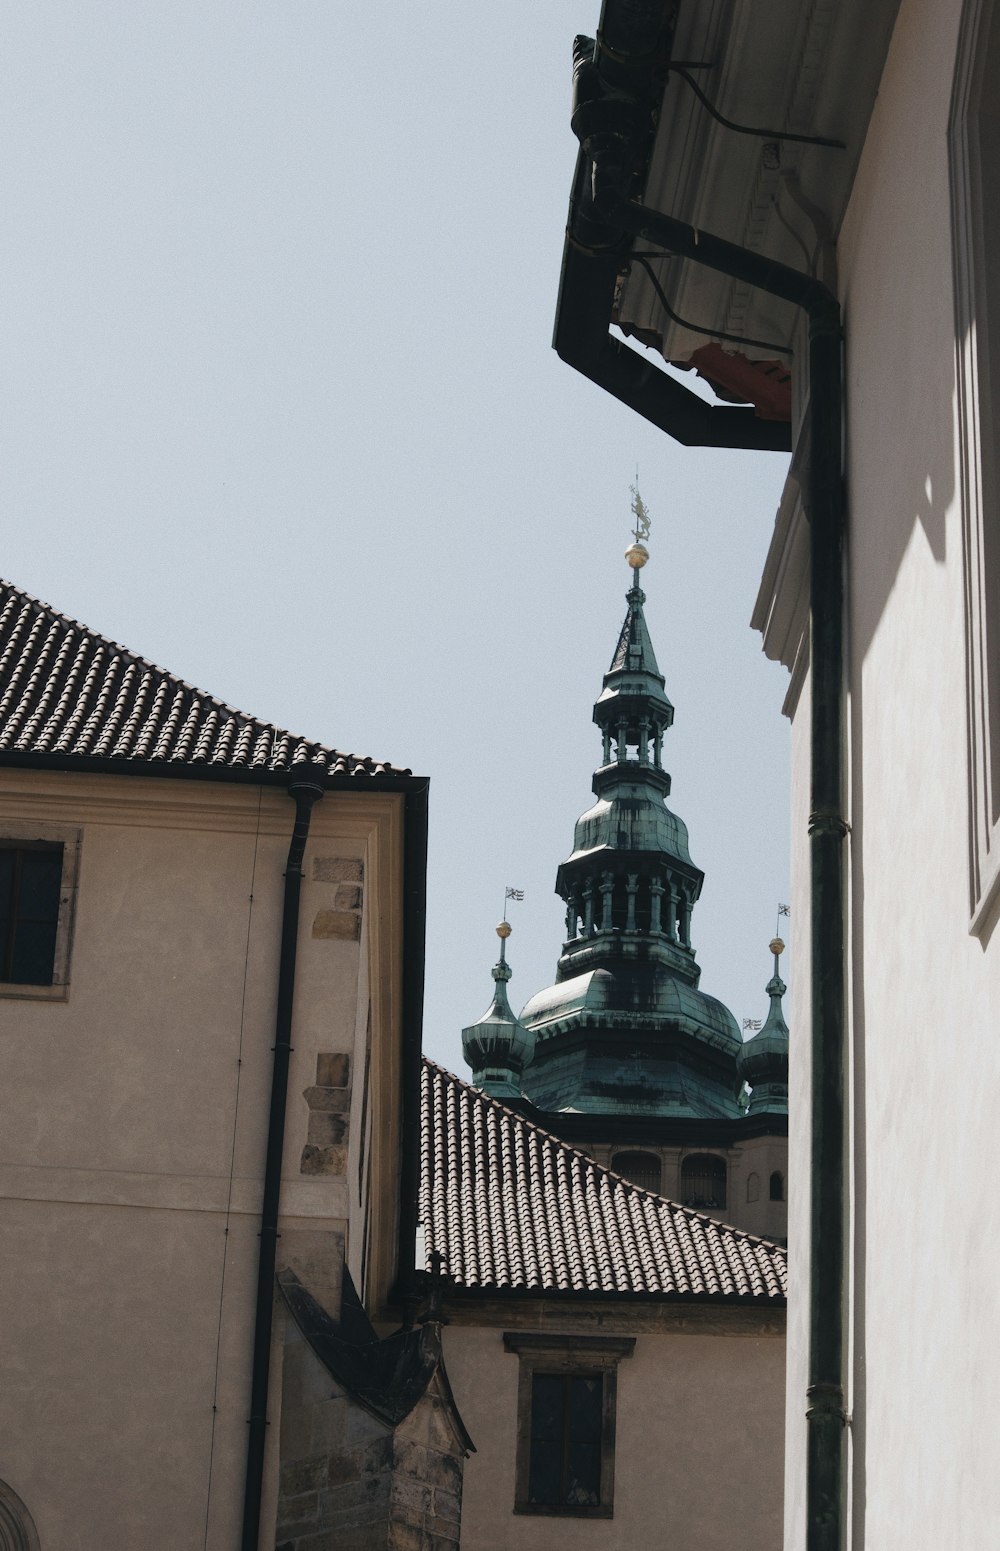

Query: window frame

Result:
[0,823,81,1001]
[503,1331,634,1520]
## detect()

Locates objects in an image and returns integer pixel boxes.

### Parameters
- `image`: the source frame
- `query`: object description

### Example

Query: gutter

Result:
[394,779,430,1321]
[236,768,430,1550]
[240,761,327,1551]
[558,15,848,1551]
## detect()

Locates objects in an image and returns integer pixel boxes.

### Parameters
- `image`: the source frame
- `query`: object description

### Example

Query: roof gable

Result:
[420,1059,787,1302]
[0,580,408,781]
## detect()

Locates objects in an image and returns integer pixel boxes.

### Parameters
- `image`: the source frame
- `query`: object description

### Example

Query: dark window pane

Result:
[17,849,62,918]
[530,1373,565,1442]
[566,1441,602,1505]
[528,1439,562,1505]
[611,1151,662,1192]
[681,1153,727,1210]
[1,845,63,985]
[11,920,59,984]
[567,1376,603,1441]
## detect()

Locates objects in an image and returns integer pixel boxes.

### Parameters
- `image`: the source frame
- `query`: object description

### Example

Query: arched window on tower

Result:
[611,1151,662,1193]
[770,1171,785,1202]
[681,1154,727,1211]
[747,1171,760,1203]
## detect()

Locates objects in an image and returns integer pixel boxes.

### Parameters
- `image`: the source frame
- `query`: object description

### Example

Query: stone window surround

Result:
[951,0,1000,933]
[503,1331,635,1519]
[0,821,82,1002]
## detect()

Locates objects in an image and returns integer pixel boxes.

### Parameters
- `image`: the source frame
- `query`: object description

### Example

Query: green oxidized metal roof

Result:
[512,545,744,1119]
[594,571,674,724]
[461,924,535,1099]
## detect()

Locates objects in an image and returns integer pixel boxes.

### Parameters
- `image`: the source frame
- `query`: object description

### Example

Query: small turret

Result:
[737,937,790,1114]
[462,922,535,1099]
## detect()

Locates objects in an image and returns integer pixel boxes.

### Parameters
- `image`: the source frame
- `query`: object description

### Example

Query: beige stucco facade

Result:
[443,1304,785,1551]
[755,1,1000,1544]
[0,767,406,1548]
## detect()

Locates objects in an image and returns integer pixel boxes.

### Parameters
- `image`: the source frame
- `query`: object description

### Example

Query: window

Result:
[1,844,62,984]
[747,1171,760,1203]
[504,1332,634,1518]
[770,1171,785,1202]
[0,825,81,1000]
[681,1153,727,1211]
[611,1150,662,1193]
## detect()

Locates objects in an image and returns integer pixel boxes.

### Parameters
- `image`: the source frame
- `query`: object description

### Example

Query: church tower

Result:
[518,537,743,1119]
[459,517,789,1239]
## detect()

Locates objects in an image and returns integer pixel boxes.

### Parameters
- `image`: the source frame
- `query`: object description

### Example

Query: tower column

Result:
[626,873,638,932]
[666,887,678,939]
[638,719,649,765]
[617,720,627,763]
[650,877,664,934]
[583,881,595,935]
[600,871,614,932]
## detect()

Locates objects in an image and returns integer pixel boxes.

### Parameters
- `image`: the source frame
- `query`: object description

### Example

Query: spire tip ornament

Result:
[496,920,512,940]
[626,483,651,570]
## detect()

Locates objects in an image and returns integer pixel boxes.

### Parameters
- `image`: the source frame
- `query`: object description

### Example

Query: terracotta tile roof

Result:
[420,1059,787,1302]
[0,580,409,779]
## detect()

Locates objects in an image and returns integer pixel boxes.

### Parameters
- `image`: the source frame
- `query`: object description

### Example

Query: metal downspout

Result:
[240,764,326,1551]
[602,198,848,1551]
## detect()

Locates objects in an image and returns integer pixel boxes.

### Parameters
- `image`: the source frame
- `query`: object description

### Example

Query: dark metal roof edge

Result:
[552,19,791,452]
[440,1281,786,1308]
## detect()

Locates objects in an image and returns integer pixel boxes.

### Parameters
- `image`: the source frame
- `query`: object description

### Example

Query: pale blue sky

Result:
[0,2,791,1074]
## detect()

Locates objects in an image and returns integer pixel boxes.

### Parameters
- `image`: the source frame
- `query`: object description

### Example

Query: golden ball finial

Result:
[770,936,785,956]
[496,920,513,940]
[625,542,649,570]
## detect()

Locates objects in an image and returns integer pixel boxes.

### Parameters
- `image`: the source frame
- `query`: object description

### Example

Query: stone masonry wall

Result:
[276,1325,466,1551]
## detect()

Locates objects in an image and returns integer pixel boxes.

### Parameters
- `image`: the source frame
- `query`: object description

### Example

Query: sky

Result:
[0,3,791,1075]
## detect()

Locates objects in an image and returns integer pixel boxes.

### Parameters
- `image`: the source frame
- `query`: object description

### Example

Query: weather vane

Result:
[629,481,651,545]
[502,885,524,923]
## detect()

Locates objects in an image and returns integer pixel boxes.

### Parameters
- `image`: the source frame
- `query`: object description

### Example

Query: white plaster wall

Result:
[781,1,1000,1544]
[445,1322,784,1551]
[0,771,379,1549]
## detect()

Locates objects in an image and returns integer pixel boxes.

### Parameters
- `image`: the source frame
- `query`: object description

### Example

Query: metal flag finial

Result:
[502,885,524,923]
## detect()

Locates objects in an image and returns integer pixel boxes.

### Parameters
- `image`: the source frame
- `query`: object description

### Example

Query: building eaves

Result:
[420,1058,786,1303]
[0,579,412,785]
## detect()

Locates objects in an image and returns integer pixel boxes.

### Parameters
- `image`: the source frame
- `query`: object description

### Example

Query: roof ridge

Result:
[420,1056,786,1256]
[0,576,289,731]
[0,577,411,778]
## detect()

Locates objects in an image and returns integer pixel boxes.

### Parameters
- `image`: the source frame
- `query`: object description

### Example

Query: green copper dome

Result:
[518,549,743,1120]
[736,939,790,1115]
[462,924,535,1099]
